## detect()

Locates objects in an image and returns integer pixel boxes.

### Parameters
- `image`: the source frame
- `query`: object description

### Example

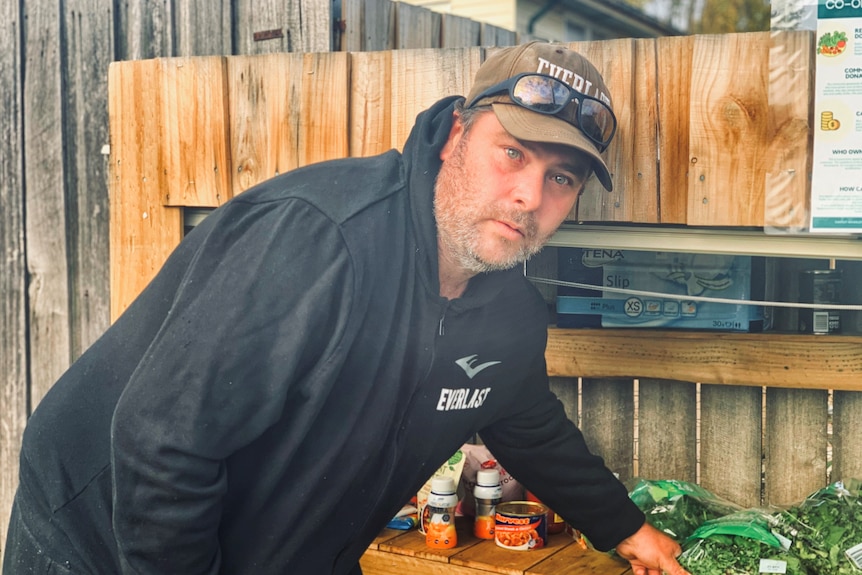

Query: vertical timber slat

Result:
[765,388,828,506]
[349,50,394,158]
[568,39,637,223]
[64,0,114,358]
[655,35,693,224]
[24,0,72,406]
[688,32,769,227]
[161,56,232,207]
[0,0,26,559]
[228,53,303,194]
[395,3,442,49]
[832,391,862,483]
[637,379,697,483]
[580,379,635,482]
[175,0,233,56]
[108,59,183,320]
[700,384,763,508]
[630,38,660,223]
[296,52,350,167]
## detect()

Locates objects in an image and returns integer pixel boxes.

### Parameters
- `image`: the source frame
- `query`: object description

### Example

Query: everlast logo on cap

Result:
[535,57,611,106]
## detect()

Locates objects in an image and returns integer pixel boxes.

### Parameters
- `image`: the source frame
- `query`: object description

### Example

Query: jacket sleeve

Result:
[110,198,355,574]
[478,359,644,551]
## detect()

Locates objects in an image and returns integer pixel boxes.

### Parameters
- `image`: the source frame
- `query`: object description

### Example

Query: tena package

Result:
[556,248,772,332]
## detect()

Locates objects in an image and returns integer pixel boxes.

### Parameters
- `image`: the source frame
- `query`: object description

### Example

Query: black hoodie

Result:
[9,97,644,574]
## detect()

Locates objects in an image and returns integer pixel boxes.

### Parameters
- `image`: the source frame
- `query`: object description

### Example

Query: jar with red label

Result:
[525,491,565,534]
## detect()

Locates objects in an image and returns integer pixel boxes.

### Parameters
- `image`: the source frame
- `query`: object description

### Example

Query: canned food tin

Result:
[798,270,842,334]
[495,501,547,550]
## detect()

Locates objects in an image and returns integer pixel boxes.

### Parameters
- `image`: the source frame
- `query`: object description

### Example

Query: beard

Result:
[433,134,552,275]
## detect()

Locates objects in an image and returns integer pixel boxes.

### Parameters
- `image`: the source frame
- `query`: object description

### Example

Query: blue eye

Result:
[505,148,522,160]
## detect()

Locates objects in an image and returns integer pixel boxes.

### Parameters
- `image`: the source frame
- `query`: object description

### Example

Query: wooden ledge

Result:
[545,328,862,391]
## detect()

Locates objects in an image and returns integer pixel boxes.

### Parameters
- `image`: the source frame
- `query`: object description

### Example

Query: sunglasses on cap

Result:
[466,73,617,153]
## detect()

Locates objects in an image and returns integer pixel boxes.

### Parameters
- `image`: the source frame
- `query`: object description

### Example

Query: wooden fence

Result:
[1,0,861,566]
[0,0,515,558]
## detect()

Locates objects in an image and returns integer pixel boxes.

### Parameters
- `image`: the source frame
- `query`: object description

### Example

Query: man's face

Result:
[434,110,590,274]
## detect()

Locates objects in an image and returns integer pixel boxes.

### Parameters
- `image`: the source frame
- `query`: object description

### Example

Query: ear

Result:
[439,112,465,161]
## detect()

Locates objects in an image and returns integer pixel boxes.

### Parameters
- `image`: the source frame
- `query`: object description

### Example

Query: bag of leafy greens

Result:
[678,509,810,575]
[771,480,862,575]
[627,479,742,542]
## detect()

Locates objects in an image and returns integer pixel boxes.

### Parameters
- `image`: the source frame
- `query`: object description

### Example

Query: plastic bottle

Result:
[424,477,458,549]
[473,469,503,539]
[526,490,565,534]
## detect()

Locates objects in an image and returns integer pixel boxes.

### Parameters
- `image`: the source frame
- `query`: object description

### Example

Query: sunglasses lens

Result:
[511,76,569,113]
[578,98,615,147]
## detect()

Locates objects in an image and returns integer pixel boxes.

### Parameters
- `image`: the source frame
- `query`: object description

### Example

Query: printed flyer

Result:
[810,0,862,233]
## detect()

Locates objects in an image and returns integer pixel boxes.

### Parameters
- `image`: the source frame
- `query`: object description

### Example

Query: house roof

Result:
[530,0,684,37]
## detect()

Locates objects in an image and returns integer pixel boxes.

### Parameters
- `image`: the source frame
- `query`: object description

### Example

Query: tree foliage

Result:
[621,0,771,34]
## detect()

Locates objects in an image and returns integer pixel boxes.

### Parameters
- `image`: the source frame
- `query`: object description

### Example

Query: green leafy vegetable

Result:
[680,534,809,575]
[772,482,862,575]
[679,509,810,575]
[628,479,741,542]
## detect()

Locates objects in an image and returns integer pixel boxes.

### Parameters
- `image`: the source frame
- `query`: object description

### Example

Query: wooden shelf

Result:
[545,328,862,391]
[360,518,631,575]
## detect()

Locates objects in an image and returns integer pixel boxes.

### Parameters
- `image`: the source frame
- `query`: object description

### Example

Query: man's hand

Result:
[614,522,690,575]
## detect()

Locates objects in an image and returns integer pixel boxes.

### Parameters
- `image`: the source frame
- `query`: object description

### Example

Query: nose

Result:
[509,167,544,212]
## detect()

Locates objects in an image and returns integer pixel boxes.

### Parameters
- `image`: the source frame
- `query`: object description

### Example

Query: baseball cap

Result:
[465,41,616,191]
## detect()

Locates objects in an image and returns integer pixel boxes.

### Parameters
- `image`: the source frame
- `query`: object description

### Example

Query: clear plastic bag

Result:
[678,509,810,575]
[771,480,862,575]
[627,479,742,542]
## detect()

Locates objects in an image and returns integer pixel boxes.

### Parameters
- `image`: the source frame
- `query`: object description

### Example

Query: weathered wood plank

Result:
[390,47,482,151]
[567,39,637,223]
[687,32,770,226]
[108,59,183,320]
[764,388,828,506]
[0,0,27,559]
[63,0,114,357]
[298,0,332,52]
[655,35,693,224]
[832,390,862,483]
[700,384,763,507]
[441,13,481,48]
[637,379,697,483]
[581,378,635,482]
[395,3,441,49]
[175,0,232,56]
[116,0,173,60]
[479,23,517,47]
[24,0,72,405]
[235,0,298,54]
[161,56,231,207]
[349,50,394,158]
[764,30,814,231]
[340,0,394,52]
[545,328,862,391]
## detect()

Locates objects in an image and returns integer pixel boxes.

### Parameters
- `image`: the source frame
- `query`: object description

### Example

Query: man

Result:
[4,41,688,575]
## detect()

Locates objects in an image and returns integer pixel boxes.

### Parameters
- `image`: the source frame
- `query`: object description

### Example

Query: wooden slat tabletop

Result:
[361,518,632,575]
